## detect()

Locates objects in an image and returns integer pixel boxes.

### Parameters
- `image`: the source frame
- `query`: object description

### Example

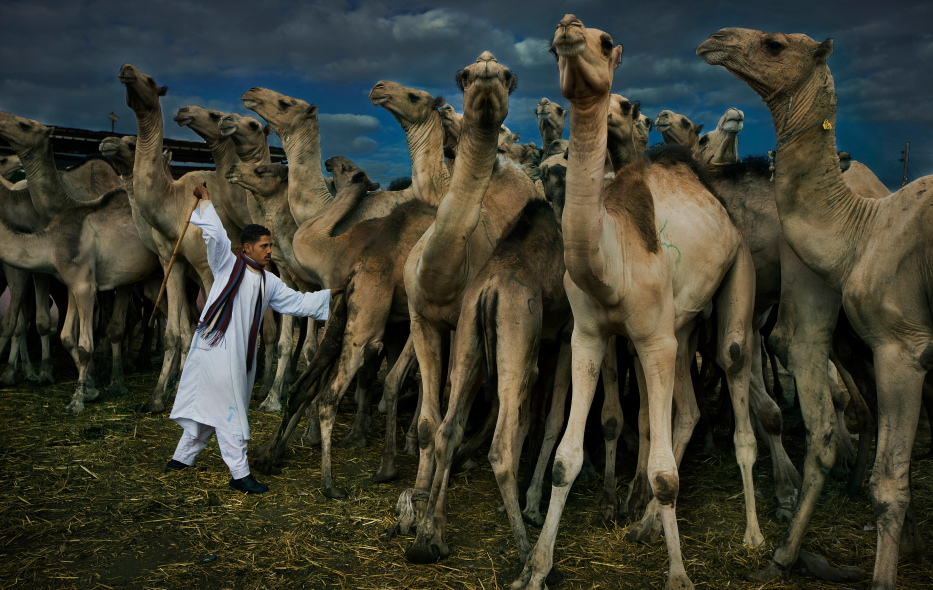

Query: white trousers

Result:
[172,422,250,480]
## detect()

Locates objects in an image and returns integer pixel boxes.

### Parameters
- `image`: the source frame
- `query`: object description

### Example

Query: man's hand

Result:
[193,182,210,201]
[330,270,355,295]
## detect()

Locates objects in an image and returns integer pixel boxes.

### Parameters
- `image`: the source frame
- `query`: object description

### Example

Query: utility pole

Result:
[901,141,910,187]
[108,112,119,134]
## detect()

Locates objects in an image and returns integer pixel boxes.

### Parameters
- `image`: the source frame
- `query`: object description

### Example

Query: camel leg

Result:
[748,331,800,520]
[406,317,484,564]
[598,337,624,524]
[106,287,132,395]
[143,260,188,413]
[510,328,610,590]
[63,285,98,414]
[259,311,295,413]
[31,275,54,384]
[0,265,30,385]
[373,334,417,483]
[864,344,924,590]
[753,246,841,581]
[624,358,652,519]
[301,318,319,365]
[255,308,277,401]
[339,346,383,448]
[523,336,572,527]
[714,245,764,547]
[395,317,444,532]
[831,349,876,494]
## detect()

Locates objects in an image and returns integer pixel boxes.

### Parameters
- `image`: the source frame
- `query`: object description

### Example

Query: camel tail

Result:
[477,289,499,396]
[0,220,56,274]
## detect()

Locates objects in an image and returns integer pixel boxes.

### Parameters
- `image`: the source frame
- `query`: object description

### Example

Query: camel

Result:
[0,113,125,389]
[399,50,540,539]
[536,98,566,147]
[510,17,759,590]
[634,109,652,152]
[439,103,462,158]
[654,109,703,153]
[120,63,216,413]
[0,154,25,190]
[695,107,744,170]
[0,184,160,411]
[698,28,933,590]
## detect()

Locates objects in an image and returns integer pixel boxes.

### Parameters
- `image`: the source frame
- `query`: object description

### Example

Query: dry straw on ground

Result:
[1,362,931,589]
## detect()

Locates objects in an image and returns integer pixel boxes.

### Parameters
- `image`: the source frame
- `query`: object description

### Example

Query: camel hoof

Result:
[775,503,795,523]
[253,456,282,476]
[795,550,866,583]
[404,436,418,456]
[337,432,368,449]
[108,382,129,397]
[323,485,348,499]
[0,366,16,386]
[598,495,618,525]
[371,466,398,484]
[140,398,166,414]
[405,538,448,564]
[664,572,695,590]
[745,561,787,583]
[63,400,86,414]
[23,370,40,383]
[521,510,544,528]
[83,387,100,402]
[626,512,662,544]
[258,397,282,413]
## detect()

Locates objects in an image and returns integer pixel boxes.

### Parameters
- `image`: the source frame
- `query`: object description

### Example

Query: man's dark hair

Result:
[240,224,271,246]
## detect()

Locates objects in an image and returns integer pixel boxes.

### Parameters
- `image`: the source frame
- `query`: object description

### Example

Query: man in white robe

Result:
[166,184,336,494]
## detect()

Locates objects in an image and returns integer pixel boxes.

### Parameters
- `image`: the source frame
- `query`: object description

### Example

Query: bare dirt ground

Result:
[1,355,931,590]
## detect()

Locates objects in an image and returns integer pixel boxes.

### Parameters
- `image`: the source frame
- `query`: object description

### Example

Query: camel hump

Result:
[603,163,660,255]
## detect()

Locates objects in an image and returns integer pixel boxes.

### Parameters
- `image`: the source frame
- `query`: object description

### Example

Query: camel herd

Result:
[0,14,930,590]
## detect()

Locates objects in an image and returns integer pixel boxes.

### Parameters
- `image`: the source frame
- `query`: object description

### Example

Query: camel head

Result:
[219,113,270,139]
[174,105,224,143]
[697,28,834,104]
[324,156,380,194]
[607,95,640,150]
[225,162,287,200]
[498,124,520,147]
[439,103,463,150]
[551,15,622,106]
[635,111,652,150]
[536,97,567,144]
[0,112,53,153]
[99,135,137,175]
[545,138,569,157]
[695,107,744,168]
[654,110,703,151]
[119,63,168,113]
[0,154,23,180]
[456,51,516,132]
[242,88,318,138]
[540,160,567,220]
[369,81,443,132]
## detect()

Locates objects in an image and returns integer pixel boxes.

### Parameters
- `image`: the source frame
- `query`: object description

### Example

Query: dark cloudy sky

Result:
[2,0,930,190]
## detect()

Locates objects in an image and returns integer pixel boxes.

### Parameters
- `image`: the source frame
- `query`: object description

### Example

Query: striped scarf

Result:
[195,252,266,372]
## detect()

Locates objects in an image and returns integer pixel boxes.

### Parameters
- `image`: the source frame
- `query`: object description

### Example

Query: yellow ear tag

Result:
[822,119,832,130]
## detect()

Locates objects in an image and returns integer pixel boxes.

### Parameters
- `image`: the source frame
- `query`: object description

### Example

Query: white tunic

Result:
[170,202,331,440]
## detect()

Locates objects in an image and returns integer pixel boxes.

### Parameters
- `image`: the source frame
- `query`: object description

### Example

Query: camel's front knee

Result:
[651,470,679,505]
[721,339,749,374]
[551,446,583,488]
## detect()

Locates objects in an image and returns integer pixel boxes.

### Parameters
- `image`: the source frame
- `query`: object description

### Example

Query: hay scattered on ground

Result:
[1,364,931,589]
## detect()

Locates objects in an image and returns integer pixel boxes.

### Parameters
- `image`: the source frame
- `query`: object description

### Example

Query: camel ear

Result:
[263,124,272,137]
[307,104,318,116]
[632,102,641,120]
[814,38,833,62]
[695,124,704,135]
[432,96,445,109]
[368,181,380,191]
[612,45,623,69]
[45,126,55,137]
[158,85,169,97]
[351,171,368,185]
[557,106,565,118]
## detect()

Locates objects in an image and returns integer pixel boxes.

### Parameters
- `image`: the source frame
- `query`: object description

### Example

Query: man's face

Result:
[243,235,273,266]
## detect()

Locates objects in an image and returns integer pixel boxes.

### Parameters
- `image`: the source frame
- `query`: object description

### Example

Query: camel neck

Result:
[405,112,449,207]
[418,118,500,300]
[563,96,614,290]
[278,124,333,225]
[17,141,70,224]
[769,65,868,289]
[0,181,41,232]
[606,129,639,172]
[232,138,271,166]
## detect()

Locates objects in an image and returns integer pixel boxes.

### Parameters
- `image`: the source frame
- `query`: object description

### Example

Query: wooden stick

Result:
[148,198,201,328]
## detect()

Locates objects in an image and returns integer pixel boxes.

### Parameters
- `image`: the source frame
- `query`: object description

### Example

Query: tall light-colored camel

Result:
[536,97,566,147]
[120,63,216,413]
[654,109,703,152]
[400,51,540,535]
[511,17,760,590]
[699,28,933,590]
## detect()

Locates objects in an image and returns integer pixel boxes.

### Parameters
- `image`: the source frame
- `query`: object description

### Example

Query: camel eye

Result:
[680,119,691,128]
[600,35,613,53]
[764,39,785,54]
[699,135,709,145]
[248,122,259,131]
[18,122,31,131]
[408,93,420,103]
[278,99,290,110]
[455,70,468,92]
[209,113,221,121]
